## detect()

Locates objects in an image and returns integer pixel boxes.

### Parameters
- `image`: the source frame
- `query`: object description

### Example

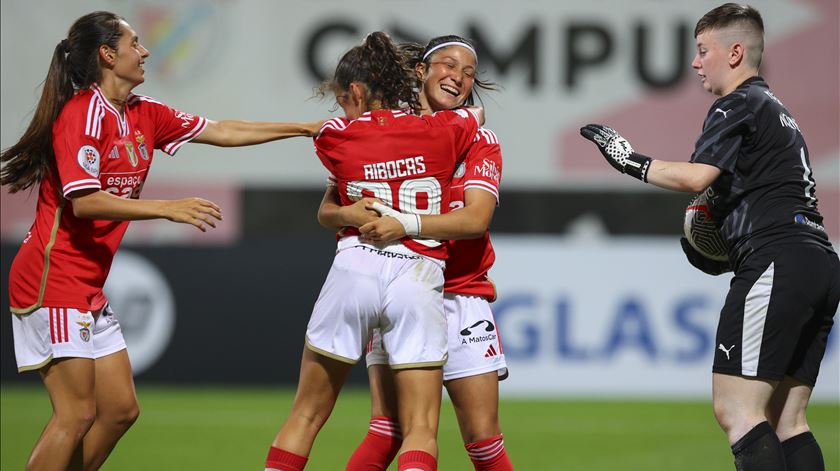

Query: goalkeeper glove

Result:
[680,237,732,276]
[369,202,421,237]
[580,124,652,182]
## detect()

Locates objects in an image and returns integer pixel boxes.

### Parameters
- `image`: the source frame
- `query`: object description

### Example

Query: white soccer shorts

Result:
[367,293,508,381]
[12,304,127,372]
[306,244,447,369]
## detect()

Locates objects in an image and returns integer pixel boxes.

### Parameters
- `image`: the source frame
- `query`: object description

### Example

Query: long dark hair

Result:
[1,11,124,193]
[401,35,498,107]
[322,31,420,115]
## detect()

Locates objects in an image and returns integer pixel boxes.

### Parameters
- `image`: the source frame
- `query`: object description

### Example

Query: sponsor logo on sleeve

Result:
[77,145,100,177]
[175,110,196,128]
[475,159,501,183]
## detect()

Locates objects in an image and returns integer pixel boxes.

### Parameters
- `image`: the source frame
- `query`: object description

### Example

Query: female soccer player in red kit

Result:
[321,36,514,470]
[1,11,321,471]
[264,32,482,471]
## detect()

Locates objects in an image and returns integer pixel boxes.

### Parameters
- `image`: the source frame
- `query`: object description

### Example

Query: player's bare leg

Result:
[369,364,399,418]
[393,367,442,457]
[447,372,514,469]
[28,358,96,471]
[766,377,823,471]
[766,377,812,441]
[446,372,501,443]
[712,373,777,444]
[273,347,352,456]
[72,350,139,471]
[713,373,787,470]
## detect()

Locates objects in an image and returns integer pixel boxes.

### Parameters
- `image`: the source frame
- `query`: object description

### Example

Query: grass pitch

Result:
[1,385,837,470]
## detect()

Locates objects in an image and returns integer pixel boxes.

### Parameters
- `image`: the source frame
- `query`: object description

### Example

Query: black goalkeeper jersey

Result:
[690,76,834,269]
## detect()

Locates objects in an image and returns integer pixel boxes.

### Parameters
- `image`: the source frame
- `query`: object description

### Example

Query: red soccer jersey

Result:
[8,84,207,314]
[444,128,503,300]
[315,108,480,259]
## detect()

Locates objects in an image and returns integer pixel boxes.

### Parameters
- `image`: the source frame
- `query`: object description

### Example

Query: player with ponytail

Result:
[265,32,483,471]
[323,35,515,471]
[2,11,320,470]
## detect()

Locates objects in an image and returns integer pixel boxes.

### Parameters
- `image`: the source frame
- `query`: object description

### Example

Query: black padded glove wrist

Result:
[580,124,652,182]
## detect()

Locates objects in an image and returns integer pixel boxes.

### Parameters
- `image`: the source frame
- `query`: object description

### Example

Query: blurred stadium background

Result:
[1,0,837,469]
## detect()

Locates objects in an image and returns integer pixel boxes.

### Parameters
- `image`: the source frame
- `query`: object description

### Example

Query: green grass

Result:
[1,385,837,470]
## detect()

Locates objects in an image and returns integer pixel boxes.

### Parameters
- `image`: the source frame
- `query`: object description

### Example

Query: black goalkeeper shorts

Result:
[712,243,840,386]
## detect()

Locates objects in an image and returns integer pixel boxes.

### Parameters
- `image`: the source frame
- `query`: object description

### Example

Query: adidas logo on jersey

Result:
[485,344,499,357]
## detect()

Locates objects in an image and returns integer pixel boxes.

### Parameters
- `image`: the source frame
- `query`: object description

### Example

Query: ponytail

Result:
[1,11,123,193]
[325,31,420,114]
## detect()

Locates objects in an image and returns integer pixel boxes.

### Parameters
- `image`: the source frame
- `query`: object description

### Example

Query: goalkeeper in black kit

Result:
[580,4,839,471]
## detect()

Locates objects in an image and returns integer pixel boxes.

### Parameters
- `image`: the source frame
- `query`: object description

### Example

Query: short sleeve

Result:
[423,108,481,158]
[463,128,503,202]
[135,97,207,156]
[313,118,349,176]
[52,104,104,198]
[691,95,753,173]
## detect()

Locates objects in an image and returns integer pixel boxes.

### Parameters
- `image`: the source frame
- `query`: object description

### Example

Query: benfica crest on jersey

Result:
[125,141,138,167]
[135,131,149,160]
[77,321,92,342]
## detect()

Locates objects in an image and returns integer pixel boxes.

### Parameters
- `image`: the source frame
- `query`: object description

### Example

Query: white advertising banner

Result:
[490,236,839,401]
[2,1,836,196]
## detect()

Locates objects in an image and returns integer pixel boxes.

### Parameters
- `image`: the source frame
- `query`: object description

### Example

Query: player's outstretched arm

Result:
[193,119,325,147]
[579,123,720,192]
[359,189,496,243]
[316,186,380,230]
[70,189,222,232]
[646,160,721,192]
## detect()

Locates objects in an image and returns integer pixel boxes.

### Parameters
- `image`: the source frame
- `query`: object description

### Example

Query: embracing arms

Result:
[360,189,496,242]
[316,186,496,243]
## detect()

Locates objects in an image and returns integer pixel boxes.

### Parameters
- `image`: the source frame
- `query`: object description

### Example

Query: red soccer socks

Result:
[397,450,437,470]
[465,434,514,470]
[346,416,403,470]
[265,446,308,471]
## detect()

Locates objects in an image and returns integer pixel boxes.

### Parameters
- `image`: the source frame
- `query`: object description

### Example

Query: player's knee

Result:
[108,400,140,431]
[712,399,739,433]
[460,417,500,444]
[773,413,809,442]
[55,401,97,437]
[290,406,332,432]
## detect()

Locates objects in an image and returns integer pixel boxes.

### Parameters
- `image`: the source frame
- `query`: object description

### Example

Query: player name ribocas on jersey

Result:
[315,108,480,260]
[690,76,834,269]
[8,84,207,314]
[444,127,503,300]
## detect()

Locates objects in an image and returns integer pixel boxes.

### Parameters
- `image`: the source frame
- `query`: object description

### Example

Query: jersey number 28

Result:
[346,177,442,214]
